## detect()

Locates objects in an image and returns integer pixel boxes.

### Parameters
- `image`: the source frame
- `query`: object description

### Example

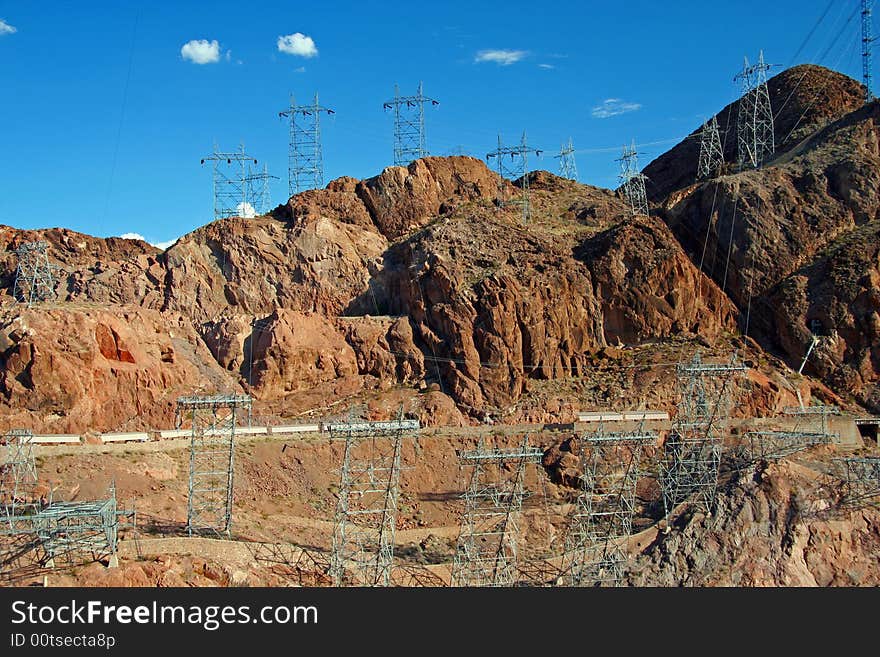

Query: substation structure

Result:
[32,484,120,568]
[451,437,544,587]
[560,425,656,586]
[1,428,123,571]
[660,353,746,518]
[327,416,420,587]
[782,404,840,440]
[829,457,880,509]
[740,429,831,463]
[177,394,252,538]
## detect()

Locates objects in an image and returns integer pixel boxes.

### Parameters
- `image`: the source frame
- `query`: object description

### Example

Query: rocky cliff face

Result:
[643,65,866,203]
[2,64,878,429]
[653,67,880,411]
[631,460,880,586]
[0,306,236,433]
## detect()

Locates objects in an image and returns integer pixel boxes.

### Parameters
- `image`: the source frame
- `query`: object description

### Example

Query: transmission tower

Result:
[616,141,649,217]
[178,394,251,537]
[734,51,775,170]
[383,82,439,167]
[660,353,746,518]
[243,164,279,216]
[279,93,335,197]
[12,241,56,306]
[486,132,543,223]
[864,1,877,103]
[555,137,578,181]
[561,425,655,587]
[0,430,41,534]
[200,144,259,221]
[451,437,544,587]
[328,412,418,587]
[697,116,724,180]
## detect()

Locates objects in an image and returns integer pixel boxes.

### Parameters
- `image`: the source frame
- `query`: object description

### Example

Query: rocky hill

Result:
[649,66,879,412]
[1,64,878,435]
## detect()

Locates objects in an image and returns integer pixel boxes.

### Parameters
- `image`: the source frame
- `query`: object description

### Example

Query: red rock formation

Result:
[0,306,238,433]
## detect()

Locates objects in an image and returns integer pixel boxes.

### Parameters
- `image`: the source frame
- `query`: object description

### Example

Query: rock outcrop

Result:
[0,306,237,433]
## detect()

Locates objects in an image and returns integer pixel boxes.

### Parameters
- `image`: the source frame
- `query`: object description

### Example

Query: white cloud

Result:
[0,19,16,35]
[474,49,527,66]
[277,33,318,58]
[118,232,177,250]
[591,98,642,119]
[151,238,177,250]
[181,39,221,64]
[236,202,257,218]
[538,63,555,70]
[293,66,306,74]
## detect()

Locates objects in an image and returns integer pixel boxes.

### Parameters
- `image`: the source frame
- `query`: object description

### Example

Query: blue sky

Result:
[0,1,871,246]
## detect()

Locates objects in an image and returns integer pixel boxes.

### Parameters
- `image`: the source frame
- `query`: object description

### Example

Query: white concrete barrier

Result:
[100,432,150,443]
[270,424,322,435]
[158,429,190,439]
[28,435,82,445]
[621,411,669,422]
[577,412,624,422]
[233,426,269,436]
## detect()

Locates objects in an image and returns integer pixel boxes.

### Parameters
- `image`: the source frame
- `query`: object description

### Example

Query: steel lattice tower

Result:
[660,353,746,518]
[178,394,251,537]
[383,82,439,167]
[13,241,56,306]
[200,144,259,221]
[561,426,655,587]
[555,137,578,181]
[864,1,877,103]
[486,132,543,223]
[0,430,41,534]
[328,413,418,587]
[243,164,279,216]
[451,437,544,587]
[697,116,724,180]
[279,93,335,197]
[616,141,649,217]
[734,51,775,170]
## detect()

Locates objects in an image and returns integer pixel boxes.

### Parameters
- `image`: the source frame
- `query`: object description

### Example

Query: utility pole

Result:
[616,141,649,217]
[697,116,724,180]
[279,93,335,197]
[555,138,578,181]
[734,51,775,169]
[383,82,439,167]
[486,132,543,223]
